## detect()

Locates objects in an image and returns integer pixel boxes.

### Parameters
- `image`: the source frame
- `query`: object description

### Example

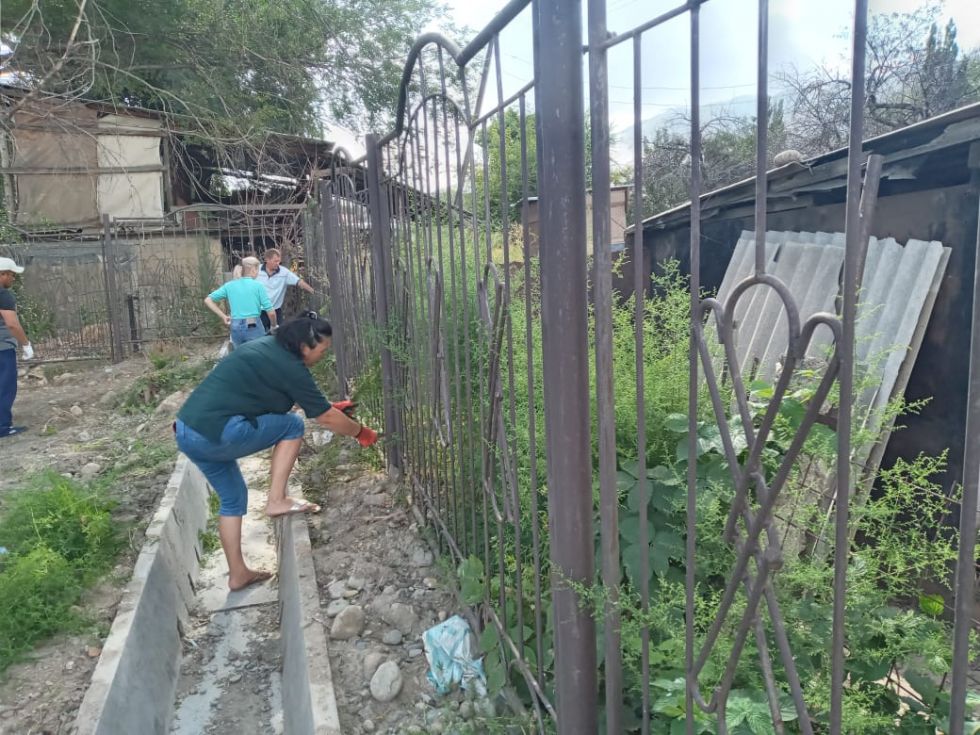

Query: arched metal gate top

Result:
[314,1,980,733]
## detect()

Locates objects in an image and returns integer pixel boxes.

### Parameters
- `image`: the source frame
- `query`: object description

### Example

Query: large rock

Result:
[79,462,101,481]
[410,546,434,567]
[153,390,188,418]
[381,602,418,635]
[369,661,403,703]
[330,605,365,640]
[362,651,385,681]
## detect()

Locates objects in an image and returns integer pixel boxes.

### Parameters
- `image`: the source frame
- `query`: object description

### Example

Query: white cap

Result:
[0,256,24,274]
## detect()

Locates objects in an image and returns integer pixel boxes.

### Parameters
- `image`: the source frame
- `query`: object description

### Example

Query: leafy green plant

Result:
[0,473,120,673]
[0,472,119,576]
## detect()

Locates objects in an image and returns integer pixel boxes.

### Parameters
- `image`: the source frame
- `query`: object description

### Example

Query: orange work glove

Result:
[355,425,378,447]
[333,400,357,418]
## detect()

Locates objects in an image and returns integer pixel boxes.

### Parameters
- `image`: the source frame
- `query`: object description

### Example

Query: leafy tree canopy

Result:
[1,0,448,136]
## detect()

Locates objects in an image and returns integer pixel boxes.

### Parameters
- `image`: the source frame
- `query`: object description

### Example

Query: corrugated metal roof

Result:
[711,230,949,473]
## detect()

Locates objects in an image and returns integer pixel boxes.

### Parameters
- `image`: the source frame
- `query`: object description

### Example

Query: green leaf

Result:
[622,542,656,585]
[664,413,689,433]
[918,592,945,617]
[653,530,685,559]
[627,479,650,512]
[484,649,506,692]
[905,670,941,706]
[479,624,499,654]
[620,516,654,546]
[617,470,637,492]
[648,464,682,486]
[620,459,643,479]
[457,556,485,605]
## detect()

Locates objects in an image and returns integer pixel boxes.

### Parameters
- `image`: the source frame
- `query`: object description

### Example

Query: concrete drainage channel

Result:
[72,455,341,735]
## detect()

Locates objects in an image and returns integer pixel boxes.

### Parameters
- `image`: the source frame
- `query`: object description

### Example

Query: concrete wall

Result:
[630,182,980,496]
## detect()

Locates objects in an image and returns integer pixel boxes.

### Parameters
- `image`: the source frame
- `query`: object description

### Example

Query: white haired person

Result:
[174,314,378,590]
[205,256,277,347]
[0,256,33,438]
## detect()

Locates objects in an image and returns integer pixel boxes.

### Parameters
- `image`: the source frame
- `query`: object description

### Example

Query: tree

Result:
[639,102,788,218]
[0,0,447,136]
[474,108,538,227]
[778,2,980,153]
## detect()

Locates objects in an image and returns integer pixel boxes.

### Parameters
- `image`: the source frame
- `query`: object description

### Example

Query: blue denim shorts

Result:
[175,414,305,516]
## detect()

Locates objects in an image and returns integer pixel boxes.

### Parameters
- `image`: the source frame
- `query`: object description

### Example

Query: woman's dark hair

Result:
[276,311,332,357]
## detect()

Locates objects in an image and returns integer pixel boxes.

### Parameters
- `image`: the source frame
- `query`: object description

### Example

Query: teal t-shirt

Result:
[177,337,332,443]
[208,278,273,319]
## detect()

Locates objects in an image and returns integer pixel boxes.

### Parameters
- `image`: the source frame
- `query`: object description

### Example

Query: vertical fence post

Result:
[365,134,403,472]
[533,0,598,731]
[587,0,623,731]
[319,180,349,397]
[950,168,980,734]
[831,1,868,730]
[101,214,124,363]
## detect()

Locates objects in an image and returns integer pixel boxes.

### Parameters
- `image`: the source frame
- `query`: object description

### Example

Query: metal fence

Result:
[308,0,980,732]
[2,205,316,362]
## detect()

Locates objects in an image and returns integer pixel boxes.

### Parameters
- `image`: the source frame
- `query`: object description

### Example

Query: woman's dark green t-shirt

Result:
[177,336,331,442]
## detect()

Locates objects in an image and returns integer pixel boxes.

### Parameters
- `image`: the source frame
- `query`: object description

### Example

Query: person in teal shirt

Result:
[205,256,277,346]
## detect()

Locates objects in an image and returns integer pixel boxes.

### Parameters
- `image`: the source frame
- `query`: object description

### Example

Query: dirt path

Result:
[0,347,214,735]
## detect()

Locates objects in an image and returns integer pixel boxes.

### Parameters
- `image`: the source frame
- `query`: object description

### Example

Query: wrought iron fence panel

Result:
[312,0,980,732]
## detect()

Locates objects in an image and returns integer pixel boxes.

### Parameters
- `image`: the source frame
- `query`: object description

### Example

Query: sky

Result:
[438,0,980,128]
[326,0,980,160]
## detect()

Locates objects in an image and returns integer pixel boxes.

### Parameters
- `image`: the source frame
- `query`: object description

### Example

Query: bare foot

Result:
[264,498,321,517]
[229,568,273,591]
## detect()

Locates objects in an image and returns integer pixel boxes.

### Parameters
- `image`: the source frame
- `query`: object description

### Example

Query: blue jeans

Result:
[230,319,266,347]
[175,414,305,516]
[0,349,16,432]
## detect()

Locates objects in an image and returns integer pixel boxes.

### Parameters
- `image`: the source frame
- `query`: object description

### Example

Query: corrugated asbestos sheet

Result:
[712,230,950,477]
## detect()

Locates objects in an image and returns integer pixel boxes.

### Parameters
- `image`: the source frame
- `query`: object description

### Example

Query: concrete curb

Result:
[74,456,210,735]
[277,513,342,735]
[73,455,341,734]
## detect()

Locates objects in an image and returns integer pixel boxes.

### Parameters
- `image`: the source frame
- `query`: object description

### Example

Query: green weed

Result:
[0,473,120,673]
[199,491,221,555]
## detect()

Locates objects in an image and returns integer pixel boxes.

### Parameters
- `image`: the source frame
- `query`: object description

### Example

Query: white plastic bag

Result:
[422,615,487,696]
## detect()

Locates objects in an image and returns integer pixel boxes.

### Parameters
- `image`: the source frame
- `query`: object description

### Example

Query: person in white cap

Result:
[0,256,33,438]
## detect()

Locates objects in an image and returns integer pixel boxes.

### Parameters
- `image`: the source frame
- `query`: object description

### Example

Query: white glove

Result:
[21,343,34,360]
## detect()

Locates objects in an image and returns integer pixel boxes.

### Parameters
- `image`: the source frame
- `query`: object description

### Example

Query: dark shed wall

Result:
[633,183,980,494]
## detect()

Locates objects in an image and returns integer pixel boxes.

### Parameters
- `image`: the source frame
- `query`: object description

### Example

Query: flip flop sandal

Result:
[267,500,321,518]
[0,426,27,438]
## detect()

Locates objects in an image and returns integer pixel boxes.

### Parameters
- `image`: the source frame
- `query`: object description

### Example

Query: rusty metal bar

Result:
[533,0,598,730]
[588,0,622,730]
[318,181,349,395]
[517,92,546,687]
[101,214,124,363]
[831,0,868,729]
[950,190,980,735]
[754,0,769,276]
[631,32,652,735]
[599,0,706,50]
[686,5,702,733]
[366,134,403,472]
